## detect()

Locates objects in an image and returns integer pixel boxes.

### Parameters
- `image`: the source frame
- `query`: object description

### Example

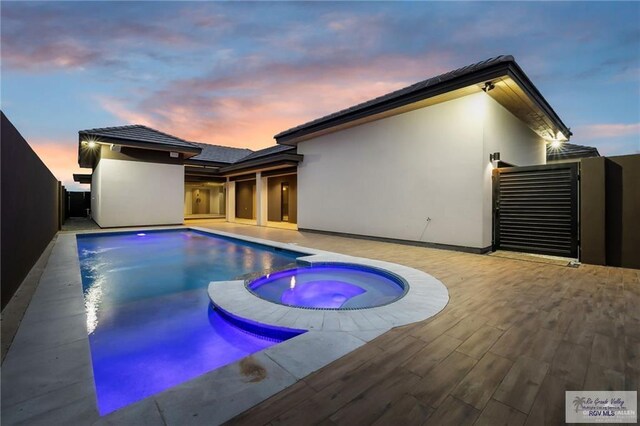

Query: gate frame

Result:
[492,162,580,259]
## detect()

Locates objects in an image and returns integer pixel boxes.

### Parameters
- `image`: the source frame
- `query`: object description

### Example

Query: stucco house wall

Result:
[481,95,547,247]
[296,92,546,251]
[91,158,184,227]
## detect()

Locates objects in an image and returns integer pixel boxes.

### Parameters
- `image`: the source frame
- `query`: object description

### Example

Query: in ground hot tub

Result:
[247,263,407,309]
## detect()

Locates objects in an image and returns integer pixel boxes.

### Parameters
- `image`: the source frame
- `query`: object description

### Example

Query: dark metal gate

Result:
[493,163,579,258]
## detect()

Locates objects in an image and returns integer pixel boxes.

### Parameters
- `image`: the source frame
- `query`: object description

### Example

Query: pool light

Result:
[290,276,296,289]
[137,233,146,237]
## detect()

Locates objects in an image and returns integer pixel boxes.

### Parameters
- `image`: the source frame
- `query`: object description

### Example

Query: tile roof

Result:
[547,143,600,162]
[79,125,297,165]
[275,55,515,141]
[233,144,296,163]
[188,142,253,164]
[79,125,198,150]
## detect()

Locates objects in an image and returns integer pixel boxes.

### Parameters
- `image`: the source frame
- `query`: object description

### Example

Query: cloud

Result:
[30,139,90,190]
[576,123,640,139]
[1,2,197,72]
[2,39,107,71]
[97,51,454,148]
[97,97,156,127]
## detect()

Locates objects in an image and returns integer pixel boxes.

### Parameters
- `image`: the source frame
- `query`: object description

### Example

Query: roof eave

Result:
[184,158,233,167]
[505,62,572,139]
[78,133,202,155]
[219,153,303,174]
[275,60,571,145]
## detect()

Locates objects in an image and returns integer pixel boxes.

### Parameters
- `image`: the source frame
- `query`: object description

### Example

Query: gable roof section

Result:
[218,145,300,175]
[275,55,571,145]
[233,144,295,163]
[547,143,600,162]
[80,125,199,151]
[78,124,302,172]
[187,142,253,164]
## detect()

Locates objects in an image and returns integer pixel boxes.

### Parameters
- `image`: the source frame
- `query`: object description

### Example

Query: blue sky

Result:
[1,1,639,190]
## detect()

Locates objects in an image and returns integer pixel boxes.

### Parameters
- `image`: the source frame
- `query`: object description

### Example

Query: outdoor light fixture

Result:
[551,140,562,149]
[87,141,97,149]
[482,81,495,92]
[489,152,501,162]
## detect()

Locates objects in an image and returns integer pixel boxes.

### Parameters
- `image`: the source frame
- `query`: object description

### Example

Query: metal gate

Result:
[493,163,579,258]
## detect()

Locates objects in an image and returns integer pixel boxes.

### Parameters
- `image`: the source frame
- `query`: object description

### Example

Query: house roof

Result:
[218,145,301,175]
[275,55,571,144]
[73,173,92,184]
[188,142,253,164]
[547,142,600,162]
[233,144,296,163]
[77,123,302,174]
[79,125,199,151]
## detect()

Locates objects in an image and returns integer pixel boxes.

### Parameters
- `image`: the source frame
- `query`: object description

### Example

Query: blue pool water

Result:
[248,264,406,309]
[77,230,304,415]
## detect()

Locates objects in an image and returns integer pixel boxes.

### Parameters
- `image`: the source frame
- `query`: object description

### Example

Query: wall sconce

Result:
[489,152,500,162]
[482,81,495,92]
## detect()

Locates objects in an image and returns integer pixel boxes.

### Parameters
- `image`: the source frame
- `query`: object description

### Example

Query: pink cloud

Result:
[30,140,90,190]
[97,97,156,127]
[97,52,454,149]
[2,40,103,71]
[576,123,640,139]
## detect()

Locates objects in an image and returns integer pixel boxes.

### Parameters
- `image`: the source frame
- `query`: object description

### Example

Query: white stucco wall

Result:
[90,162,102,225]
[297,92,487,248]
[296,92,547,250]
[481,96,547,246]
[91,158,184,227]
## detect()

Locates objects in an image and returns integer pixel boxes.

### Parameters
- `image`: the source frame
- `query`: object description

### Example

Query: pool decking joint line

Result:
[1,227,448,425]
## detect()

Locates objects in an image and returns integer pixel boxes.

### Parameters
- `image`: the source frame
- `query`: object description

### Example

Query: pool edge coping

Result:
[1,226,449,426]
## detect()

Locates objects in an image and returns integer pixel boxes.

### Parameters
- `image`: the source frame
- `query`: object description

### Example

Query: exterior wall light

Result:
[551,140,562,149]
[489,152,500,162]
[483,81,495,92]
[87,141,97,149]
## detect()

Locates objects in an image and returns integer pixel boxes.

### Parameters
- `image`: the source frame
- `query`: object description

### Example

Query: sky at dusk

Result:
[1,1,639,190]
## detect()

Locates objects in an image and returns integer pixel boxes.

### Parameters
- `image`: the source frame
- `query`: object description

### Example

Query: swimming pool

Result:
[77,229,305,415]
[248,263,407,309]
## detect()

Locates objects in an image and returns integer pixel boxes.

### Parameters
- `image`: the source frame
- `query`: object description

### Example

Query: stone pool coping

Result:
[1,226,448,425]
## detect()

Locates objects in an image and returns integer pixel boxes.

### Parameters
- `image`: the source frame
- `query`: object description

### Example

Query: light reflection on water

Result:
[76,230,302,415]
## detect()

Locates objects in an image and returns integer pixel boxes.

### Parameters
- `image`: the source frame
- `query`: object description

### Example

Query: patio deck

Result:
[188,222,639,426]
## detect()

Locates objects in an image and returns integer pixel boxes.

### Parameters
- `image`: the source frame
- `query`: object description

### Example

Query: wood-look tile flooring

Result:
[195,222,639,426]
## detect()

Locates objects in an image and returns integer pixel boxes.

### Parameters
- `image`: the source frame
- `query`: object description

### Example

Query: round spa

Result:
[247,263,407,310]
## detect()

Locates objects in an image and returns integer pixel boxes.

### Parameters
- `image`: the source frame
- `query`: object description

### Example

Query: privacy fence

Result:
[580,154,640,269]
[1,112,65,309]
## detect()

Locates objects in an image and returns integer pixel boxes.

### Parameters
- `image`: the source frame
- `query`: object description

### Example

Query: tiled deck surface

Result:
[187,222,640,426]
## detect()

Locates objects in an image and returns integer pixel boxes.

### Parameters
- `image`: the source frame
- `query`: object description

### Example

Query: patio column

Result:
[256,172,268,226]
[226,179,235,223]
